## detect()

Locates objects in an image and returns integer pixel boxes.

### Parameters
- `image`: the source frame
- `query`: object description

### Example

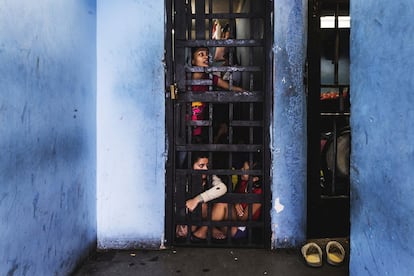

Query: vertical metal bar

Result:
[195,0,205,39]
[187,103,193,144]
[165,0,174,247]
[208,0,213,42]
[229,103,234,144]
[175,0,188,92]
[331,119,337,195]
[334,3,339,87]
[208,103,213,143]
[262,0,274,247]
[187,1,193,40]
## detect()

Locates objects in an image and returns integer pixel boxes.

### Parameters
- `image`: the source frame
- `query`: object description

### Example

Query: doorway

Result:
[307,0,351,238]
[165,0,273,248]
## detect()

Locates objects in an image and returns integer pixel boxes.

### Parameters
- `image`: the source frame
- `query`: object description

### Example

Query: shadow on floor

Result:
[72,239,349,276]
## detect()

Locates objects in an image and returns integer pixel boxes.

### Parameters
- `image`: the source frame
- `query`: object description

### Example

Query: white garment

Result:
[199,175,227,202]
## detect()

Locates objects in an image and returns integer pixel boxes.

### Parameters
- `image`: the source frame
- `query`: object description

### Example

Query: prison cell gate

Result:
[165,0,273,248]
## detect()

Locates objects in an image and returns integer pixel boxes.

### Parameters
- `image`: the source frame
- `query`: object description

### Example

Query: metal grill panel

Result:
[165,0,272,248]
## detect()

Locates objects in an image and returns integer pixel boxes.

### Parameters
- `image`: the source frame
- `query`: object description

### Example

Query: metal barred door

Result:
[307,0,350,238]
[165,0,272,248]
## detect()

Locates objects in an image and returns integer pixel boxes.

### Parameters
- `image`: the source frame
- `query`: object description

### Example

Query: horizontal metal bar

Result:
[177,91,263,102]
[320,195,350,199]
[187,120,262,128]
[175,169,262,176]
[176,39,264,47]
[187,120,211,127]
[175,144,262,152]
[230,120,263,127]
[186,65,262,73]
[320,112,350,116]
[189,12,265,20]
[320,84,349,89]
[175,219,263,228]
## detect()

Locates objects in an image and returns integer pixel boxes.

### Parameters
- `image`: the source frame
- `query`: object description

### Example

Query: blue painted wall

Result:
[0,1,97,275]
[97,0,166,249]
[350,0,414,274]
[272,0,308,248]
[6,1,414,274]
[3,0,413,274]
[95,0,307,250]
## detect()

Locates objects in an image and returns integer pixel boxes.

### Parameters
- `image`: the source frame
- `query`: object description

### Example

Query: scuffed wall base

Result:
[98,238,164,250]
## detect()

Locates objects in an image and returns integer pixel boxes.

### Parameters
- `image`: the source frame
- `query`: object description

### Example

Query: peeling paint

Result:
[274,197,284,213]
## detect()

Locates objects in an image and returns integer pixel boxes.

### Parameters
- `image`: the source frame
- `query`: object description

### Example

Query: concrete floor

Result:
[73,239,349,276]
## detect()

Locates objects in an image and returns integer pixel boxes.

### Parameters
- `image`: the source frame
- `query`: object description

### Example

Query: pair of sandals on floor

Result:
[176,225,227,243]
[301,240,345,267]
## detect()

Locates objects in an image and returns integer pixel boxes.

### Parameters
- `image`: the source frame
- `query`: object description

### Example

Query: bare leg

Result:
[211,203,229,221]
[211,203,229,238]
[192,203,228,239]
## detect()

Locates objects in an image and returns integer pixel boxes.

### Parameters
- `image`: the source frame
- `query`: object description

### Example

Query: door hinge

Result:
[170,83,177,100]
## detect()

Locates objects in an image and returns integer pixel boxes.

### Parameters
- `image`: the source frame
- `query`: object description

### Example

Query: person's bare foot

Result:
[176,225,188,238]
[212,228,226,239]
[192,227,207,240]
